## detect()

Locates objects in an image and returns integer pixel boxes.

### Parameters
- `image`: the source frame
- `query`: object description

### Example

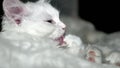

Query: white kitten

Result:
[2,0,66,41]
[0,0,119,68]
[0,0,83,68]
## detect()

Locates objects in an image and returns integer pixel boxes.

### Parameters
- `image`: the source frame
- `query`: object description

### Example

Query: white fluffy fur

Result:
[0,0,120,68]
[0,0,83,68]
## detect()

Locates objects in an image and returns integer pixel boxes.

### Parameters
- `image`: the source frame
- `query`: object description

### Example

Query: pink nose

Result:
[58,21,66,28]
[61,23,66,30]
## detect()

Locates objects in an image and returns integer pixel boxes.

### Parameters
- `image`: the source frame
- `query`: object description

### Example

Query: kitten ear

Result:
[3,0,26,24]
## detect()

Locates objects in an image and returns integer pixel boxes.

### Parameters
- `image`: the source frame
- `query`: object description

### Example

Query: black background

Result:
[0,0,3,31]
[0,0,120,33]
[79,0,120,33]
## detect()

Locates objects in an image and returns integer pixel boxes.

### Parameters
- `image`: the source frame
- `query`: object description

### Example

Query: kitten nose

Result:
[58,21,66,27]
[55,19,66,29]
[60,22,66,30]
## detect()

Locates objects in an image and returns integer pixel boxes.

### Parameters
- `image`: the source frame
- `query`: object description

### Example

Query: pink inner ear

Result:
[6,6,23,24]
[8,7,23,15]
[3,0,25,24]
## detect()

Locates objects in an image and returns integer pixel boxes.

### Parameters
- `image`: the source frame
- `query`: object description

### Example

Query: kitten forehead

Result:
[26,2,59,18]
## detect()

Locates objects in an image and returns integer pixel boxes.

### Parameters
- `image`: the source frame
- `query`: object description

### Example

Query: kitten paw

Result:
[105,51,120,66]
[86,45,102,63]
[64,34,82,48]
[63,34,85,55]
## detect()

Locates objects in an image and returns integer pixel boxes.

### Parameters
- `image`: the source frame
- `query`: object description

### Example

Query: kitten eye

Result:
[46,19,53,24]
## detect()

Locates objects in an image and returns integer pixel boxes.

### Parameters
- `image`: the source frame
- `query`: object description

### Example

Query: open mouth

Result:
[55,33,66,45]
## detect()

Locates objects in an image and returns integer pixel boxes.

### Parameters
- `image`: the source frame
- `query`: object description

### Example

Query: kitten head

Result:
[2,0,66,44]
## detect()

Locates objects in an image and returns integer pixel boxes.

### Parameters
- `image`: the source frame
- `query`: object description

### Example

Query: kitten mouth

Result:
[55,33,66,45]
